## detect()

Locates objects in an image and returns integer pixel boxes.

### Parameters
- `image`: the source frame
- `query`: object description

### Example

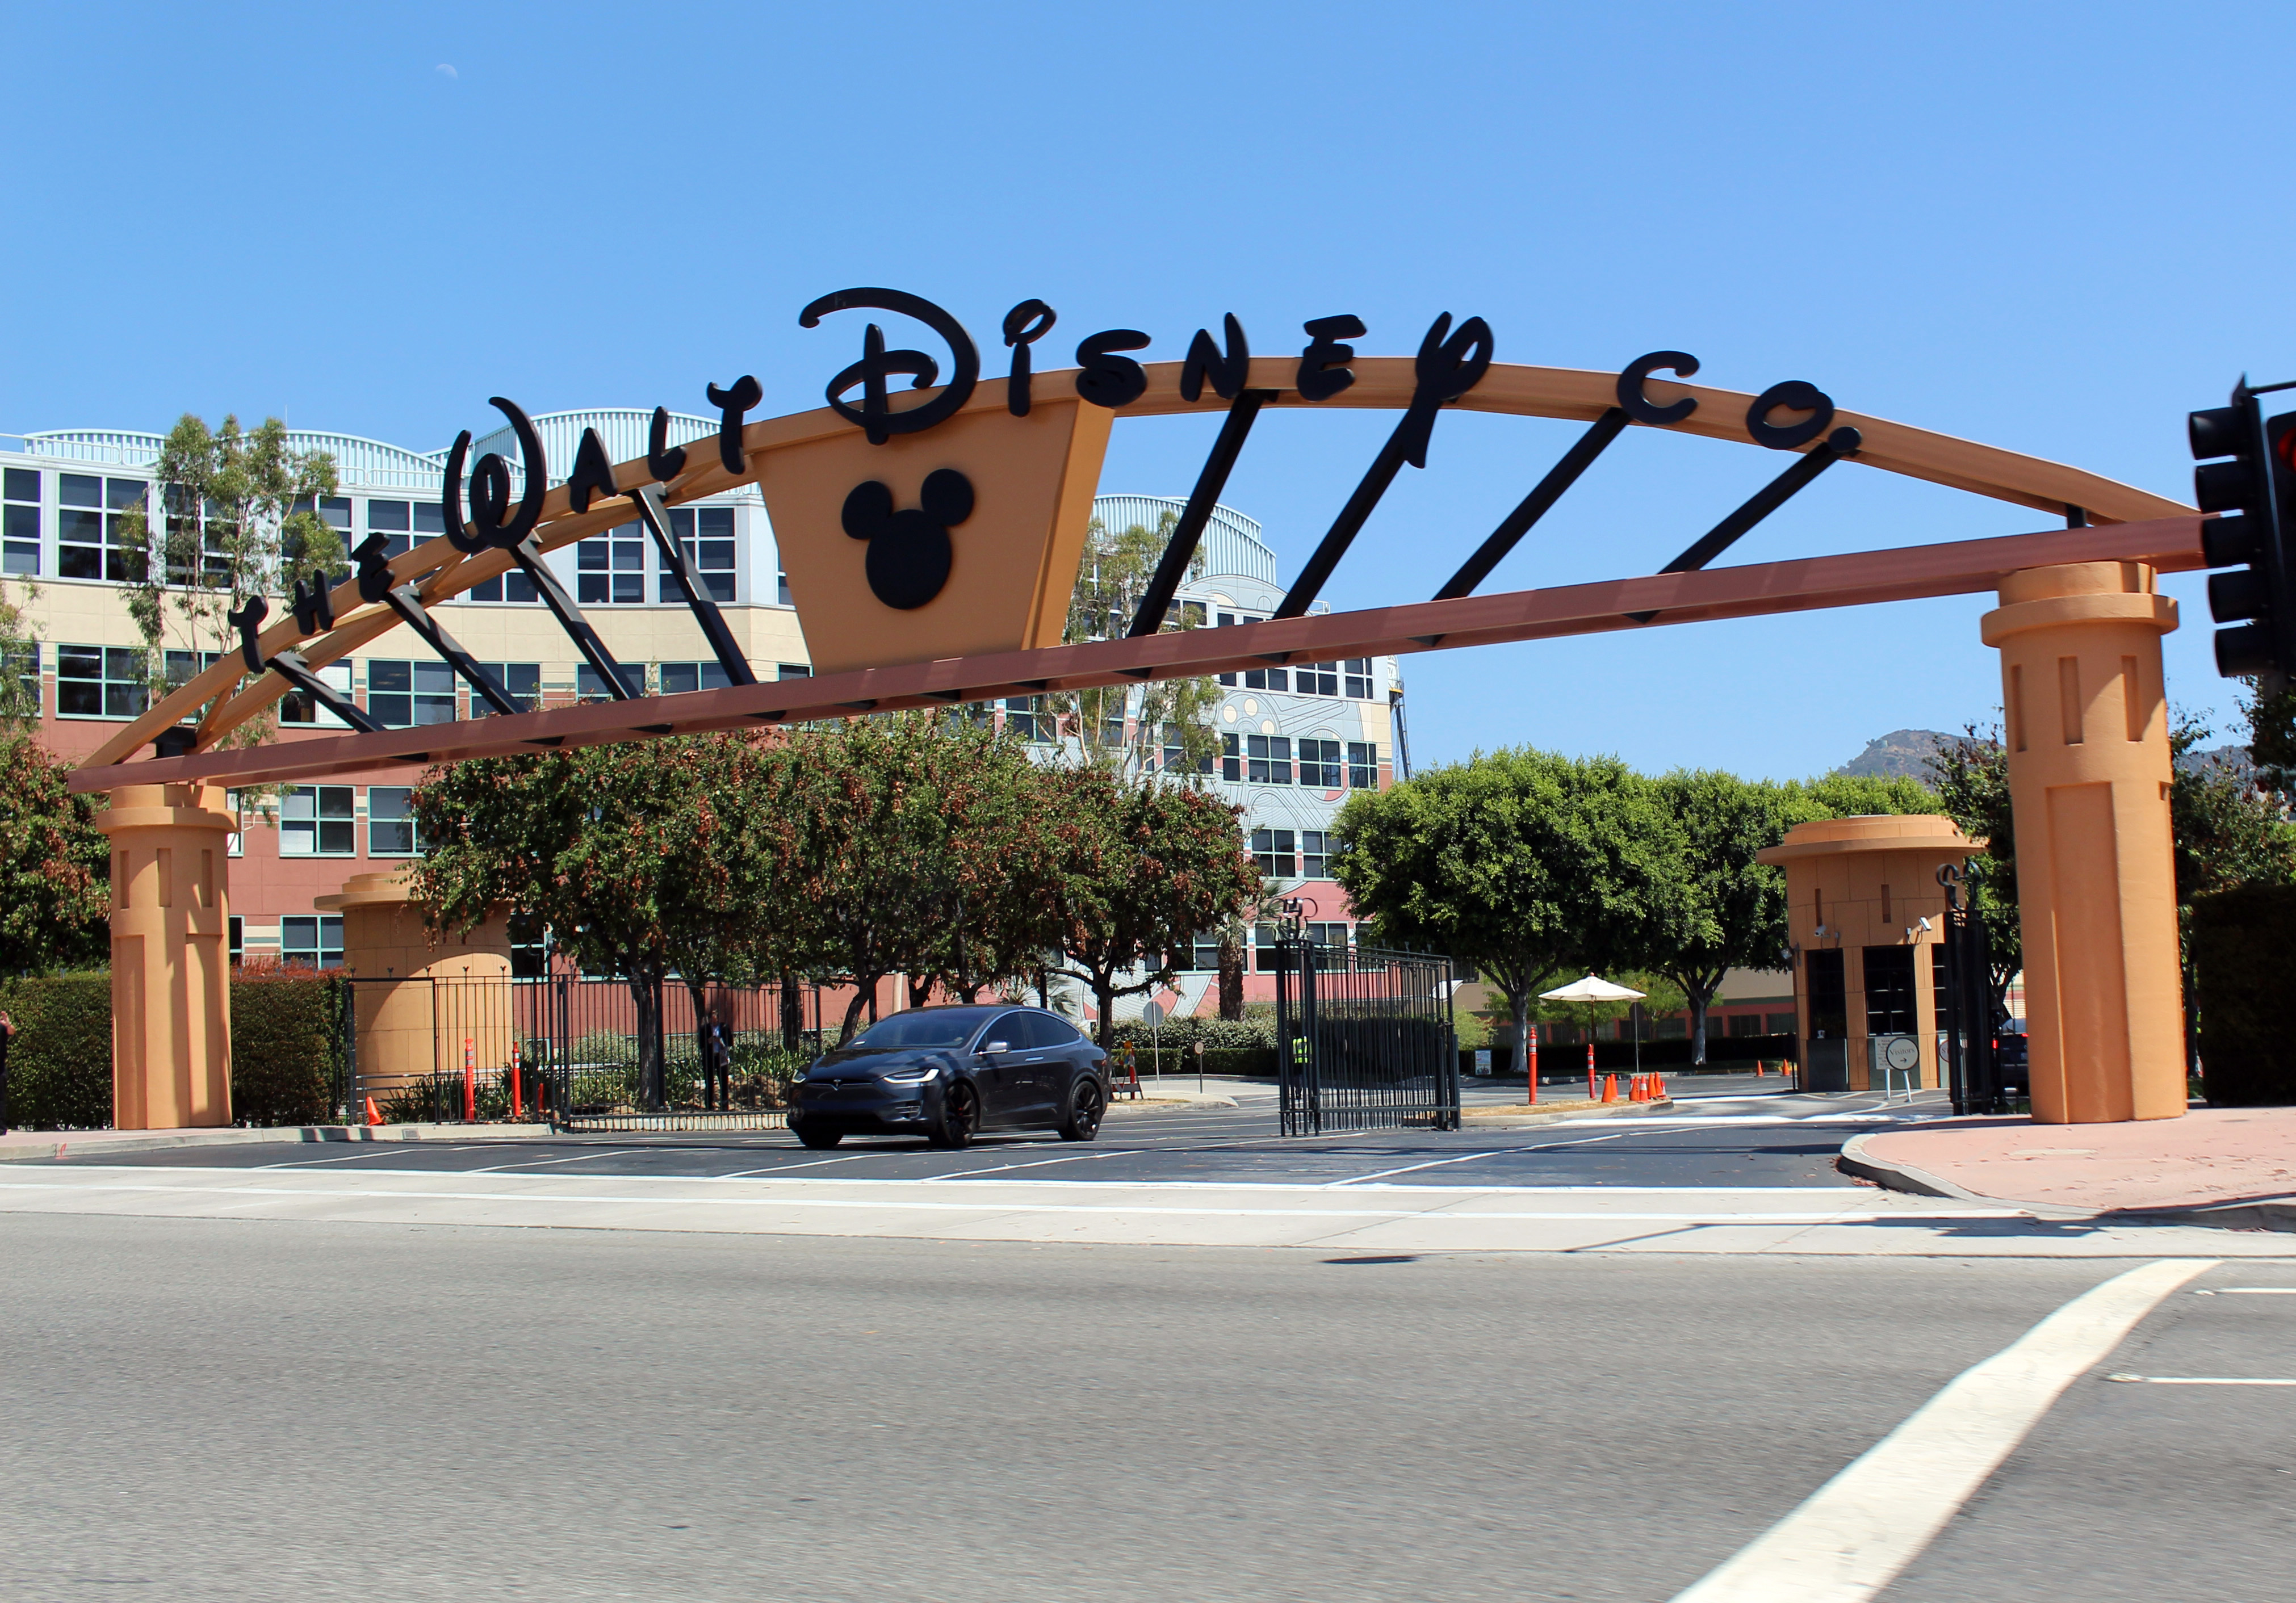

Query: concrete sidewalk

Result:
[0,1122,555,1163]
[1844,1105,2296,1227]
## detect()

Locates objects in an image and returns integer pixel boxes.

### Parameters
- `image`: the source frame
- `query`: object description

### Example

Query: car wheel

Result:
[795,1123,843,1149]
[1059,1077,1105,1142]
[930,1079,980,1149]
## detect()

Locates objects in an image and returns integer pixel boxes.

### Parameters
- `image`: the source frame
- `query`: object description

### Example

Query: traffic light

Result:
[2189,378,2296,679]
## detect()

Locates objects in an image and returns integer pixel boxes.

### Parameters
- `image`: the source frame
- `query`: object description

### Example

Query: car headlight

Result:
[880,1066,939,1085]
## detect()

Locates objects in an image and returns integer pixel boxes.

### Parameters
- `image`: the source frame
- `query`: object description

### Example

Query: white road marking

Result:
[256,1149,448,1169]
[920,1149,1147,1180]
[2104,1374,2296,1386]
[1327,1134,1627,1186]
[2216,1287,2296,1294]
[1668,1258,2217,1603]
[463,1149,651,1172]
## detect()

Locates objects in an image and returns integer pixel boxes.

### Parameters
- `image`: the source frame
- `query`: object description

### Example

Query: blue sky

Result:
[5,2,2289,776]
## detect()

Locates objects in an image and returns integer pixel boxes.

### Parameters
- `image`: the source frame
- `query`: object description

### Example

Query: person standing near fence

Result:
[705,1020,731,1112]
[1,1009,14,1136]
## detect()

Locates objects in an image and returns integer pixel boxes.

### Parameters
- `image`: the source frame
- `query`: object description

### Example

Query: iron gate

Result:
[1274,940,1461,1135]
[1937,862,2012,1115]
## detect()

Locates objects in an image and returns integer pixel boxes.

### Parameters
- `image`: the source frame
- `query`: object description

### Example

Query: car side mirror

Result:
[981,1040,1010,1055]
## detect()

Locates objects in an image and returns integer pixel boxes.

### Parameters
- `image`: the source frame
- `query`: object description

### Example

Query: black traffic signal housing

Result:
[2189,379,2296,679]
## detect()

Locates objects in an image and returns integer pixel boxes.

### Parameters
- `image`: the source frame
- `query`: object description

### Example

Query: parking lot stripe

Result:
[1667,1258,2217,1603]
[1326,1134,1628,1186]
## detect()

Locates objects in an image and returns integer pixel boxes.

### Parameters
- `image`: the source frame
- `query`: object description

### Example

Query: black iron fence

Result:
[342,971,835,1130]
[1274,941,1460,1135]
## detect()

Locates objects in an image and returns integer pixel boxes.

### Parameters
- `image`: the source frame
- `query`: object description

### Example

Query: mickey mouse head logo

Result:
[840,468,974,610]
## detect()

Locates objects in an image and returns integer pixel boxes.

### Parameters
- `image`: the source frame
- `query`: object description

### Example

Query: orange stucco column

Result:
[316,872,514,1112]
[1980,561,2184,1123]
[97,783,236,1130]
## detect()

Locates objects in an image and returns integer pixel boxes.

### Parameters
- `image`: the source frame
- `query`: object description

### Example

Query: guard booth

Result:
[1757,815,1984,1093]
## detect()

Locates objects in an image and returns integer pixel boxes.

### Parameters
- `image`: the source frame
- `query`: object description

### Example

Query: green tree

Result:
[1331,749,1695,1076]
[782,713,1065,1043]
[408,733,796,1105]
[2243,678,2295,800]
[1044,510,1223,778]
[1,577,41,733]
[0,734,111,973]
[1043,767,1259,1047]
[1924,725,2021,1017]
[116,414,341,735]
[1645,772,1812,1065]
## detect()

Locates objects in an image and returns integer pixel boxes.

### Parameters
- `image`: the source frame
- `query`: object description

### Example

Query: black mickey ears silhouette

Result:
[841,468,975,610]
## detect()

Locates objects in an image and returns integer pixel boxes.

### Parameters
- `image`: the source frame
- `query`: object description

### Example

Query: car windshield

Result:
[847,1010,994,1051]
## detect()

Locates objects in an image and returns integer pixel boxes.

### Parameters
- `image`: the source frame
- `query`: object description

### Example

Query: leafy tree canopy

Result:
[0,735,111,973]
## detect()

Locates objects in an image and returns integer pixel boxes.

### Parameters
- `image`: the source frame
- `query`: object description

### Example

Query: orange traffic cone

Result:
[1656,1076,1667,1100]
[1601,1074,1617,1103]
[1755,1060,1765,1076]
[363,1096,382,1126]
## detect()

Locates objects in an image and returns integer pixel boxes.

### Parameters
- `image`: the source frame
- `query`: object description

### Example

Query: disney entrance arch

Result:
[73,292,2205,1130]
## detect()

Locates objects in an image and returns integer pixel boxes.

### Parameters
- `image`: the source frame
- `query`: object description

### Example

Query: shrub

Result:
[1107,1014,1275,1052]
[2192,884,2296,1106]
[229,966,345,1126]
[0,973,112,1130]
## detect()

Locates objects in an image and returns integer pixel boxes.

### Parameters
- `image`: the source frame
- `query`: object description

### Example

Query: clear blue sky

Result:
[5,2,2287,776]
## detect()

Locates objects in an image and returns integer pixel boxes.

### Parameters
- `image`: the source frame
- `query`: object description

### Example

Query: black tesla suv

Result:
[787,1005,1111,1149]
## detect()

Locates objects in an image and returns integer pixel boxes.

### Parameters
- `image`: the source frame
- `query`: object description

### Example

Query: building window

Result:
[279,786,355,857]
[661,506,736,603]
[1217,613,1239,686]
[3,468,39,576]
[367,660,456,727]
[57,645,147,718]
[278,659,354,727]
[287,495,354,568]
[1003,695,1046,742]
[472,662,541,714]
[368,786,421,857]
[1221,732,1241,781]
[161,489,235,588]
[577,663,647,701]
[777,569,792,606]
[1295,663,1338,696]
[1766,1012,1799,1035]
[510,914,548,979]
[58,475,148,582]
[777,663,811,679]
[1176,931,1223,972]
[1250,826,1297,879]
[1246,734,1292,784]
[464,564,537,603]
[1300,830,1334,879]
[1306,921,1349,951]
[224,790,245,857]
[660,661,733,695]
[1297,738,1342,788]
[1344,658,1373,699]
[163,649,221,698]
[228,915,244,965]
[576,522,646,604]
[1243,665,1287,692]
[364,498,413,560]
[1159,599,1207,631]
[1346,741,1378,789]
[279,914,345,970]
[1253,922,1280,971]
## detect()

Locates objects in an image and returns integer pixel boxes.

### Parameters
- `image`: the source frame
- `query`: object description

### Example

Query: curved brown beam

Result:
[84,360,2192,770]
[74,514,2204,794]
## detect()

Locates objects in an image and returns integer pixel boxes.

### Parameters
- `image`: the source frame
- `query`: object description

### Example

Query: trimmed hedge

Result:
[0,970,348,1130]
[0,973,112,1130]
[2192,883,2296,1106]
[1107,1014,1277,1052]
[229,968,347,1127]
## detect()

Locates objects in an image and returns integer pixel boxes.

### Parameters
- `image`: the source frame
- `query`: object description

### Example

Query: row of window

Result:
[1248,828,1339,881]
[31,645,812,724]
[221,915,347,969]
[1209,610,1376,699]
[1219,735,1379,789]
[4,469,773,605]
[246,785,422,858]
[1174,921,1355,972]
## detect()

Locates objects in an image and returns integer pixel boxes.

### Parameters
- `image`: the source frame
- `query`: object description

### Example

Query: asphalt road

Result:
[1,1213,2287,1603]
[70,1084,1934,1190]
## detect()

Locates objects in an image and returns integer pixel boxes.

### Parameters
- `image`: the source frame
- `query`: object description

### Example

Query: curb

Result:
[1106,1094,1242,1111]
[0,1123,558,1164]
[1463,1097,1677,1128]
[1837,1132,2296,1230]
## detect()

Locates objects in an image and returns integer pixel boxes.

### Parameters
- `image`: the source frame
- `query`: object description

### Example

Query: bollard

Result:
[463,1038,476,1123]
[1527,1037,1539,1106]
[510,1058,523,1120]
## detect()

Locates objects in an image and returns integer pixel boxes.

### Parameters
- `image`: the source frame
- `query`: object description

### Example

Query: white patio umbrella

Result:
[1540,975,1649,1075]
